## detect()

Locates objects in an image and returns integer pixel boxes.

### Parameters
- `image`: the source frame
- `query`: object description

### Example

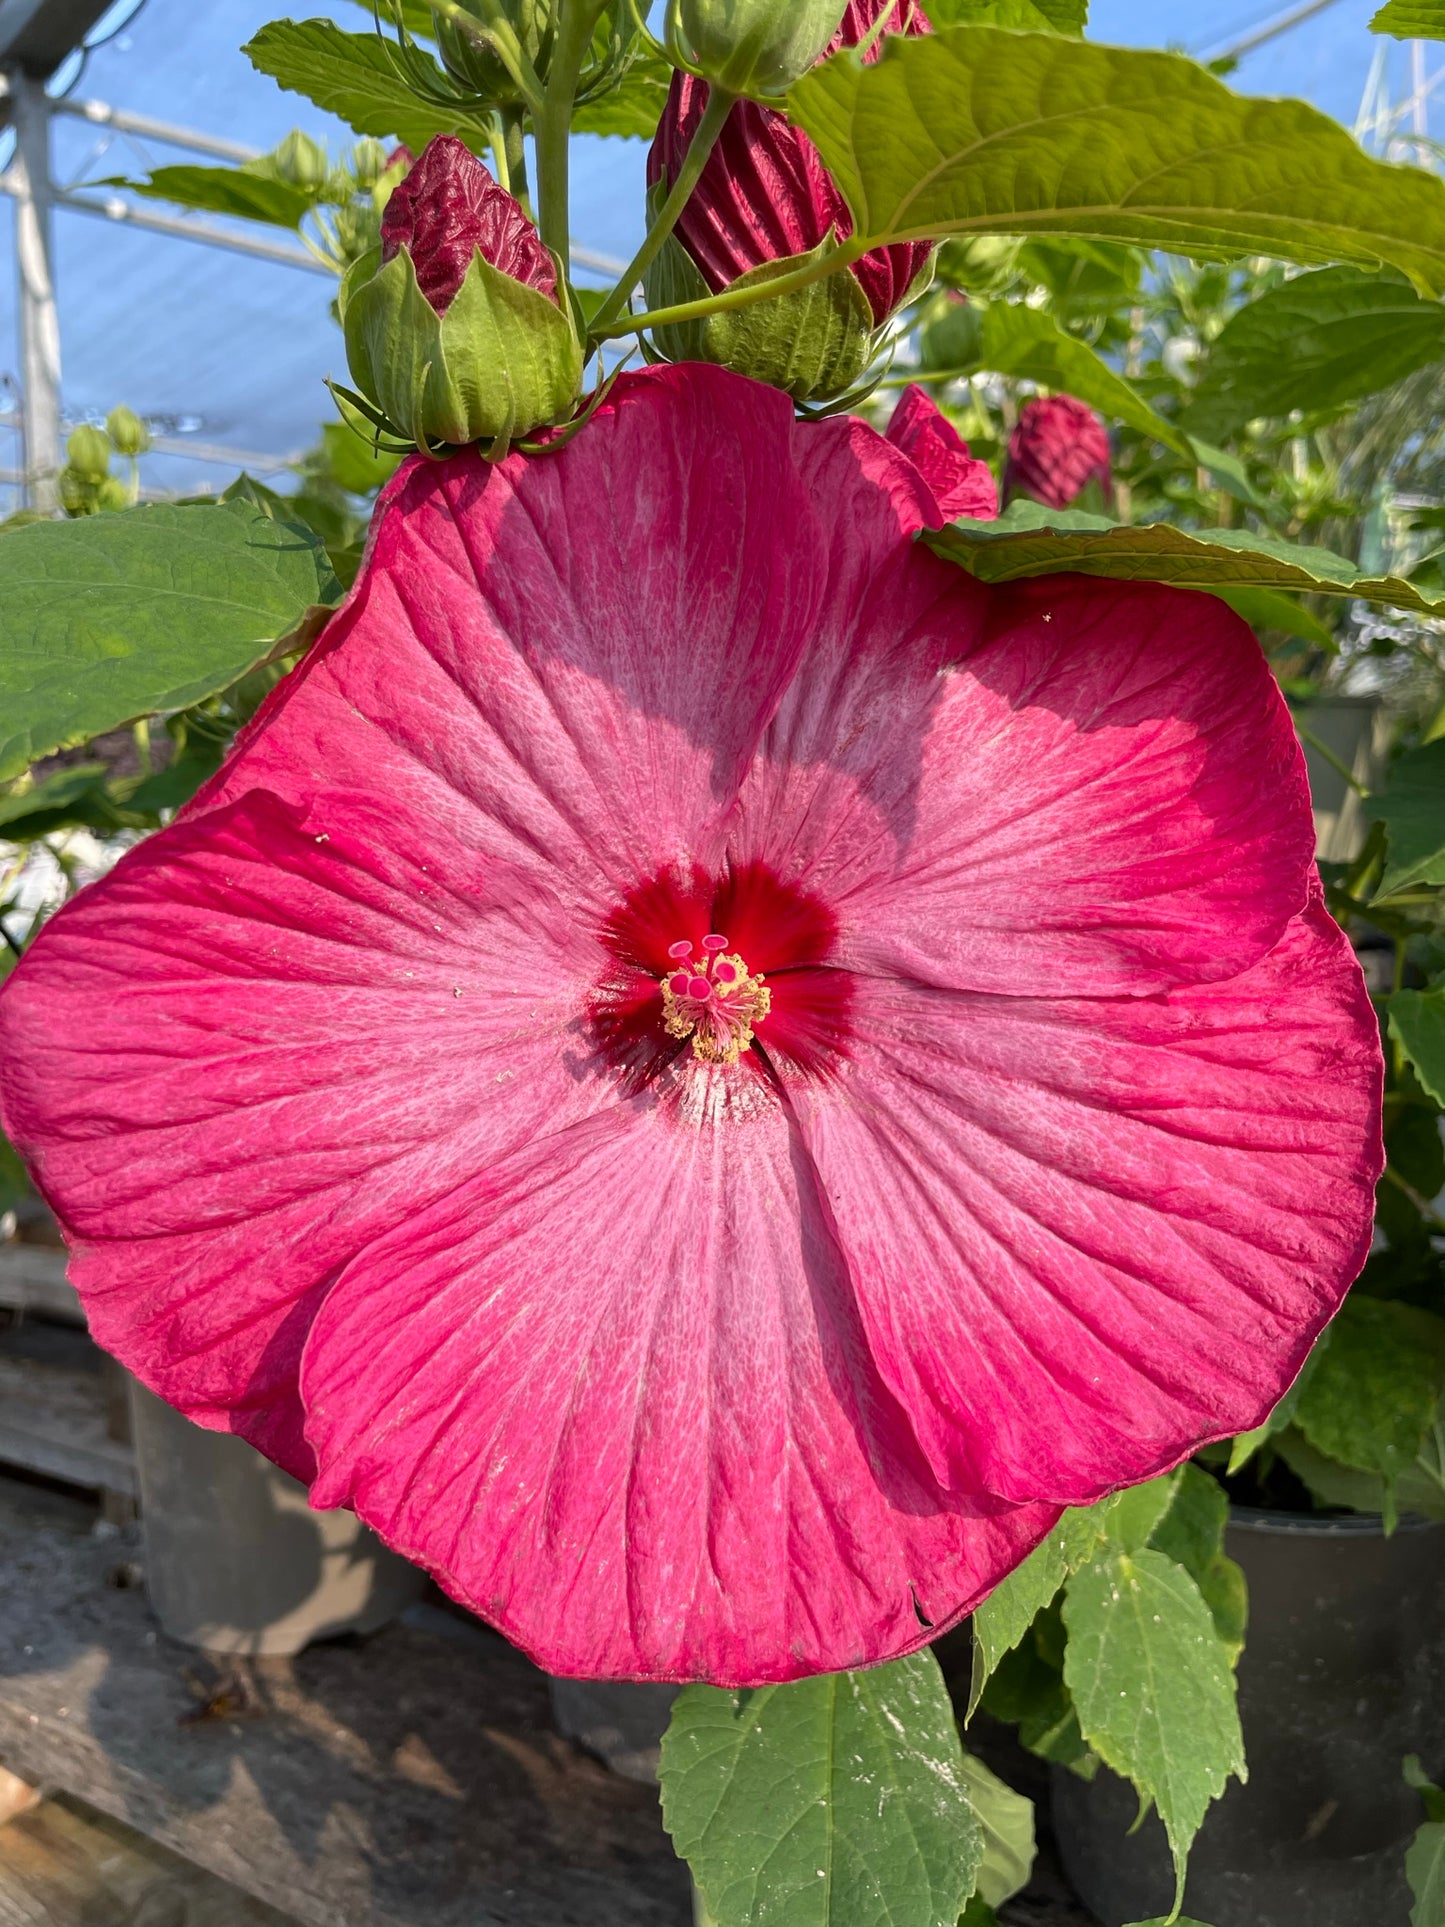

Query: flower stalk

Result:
[535,0,608,270]
[592,233,870,343]
[587,83,738,341]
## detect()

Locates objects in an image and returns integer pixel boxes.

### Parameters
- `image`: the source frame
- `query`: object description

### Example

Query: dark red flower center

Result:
[591,860,852,1090]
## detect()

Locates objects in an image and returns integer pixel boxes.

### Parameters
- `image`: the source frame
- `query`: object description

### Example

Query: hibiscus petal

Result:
[737,451,1315,994]
[200,365,826,909]
[884,383,999,524]
[299,1082,1057,1683]
[791,898,1382,1505]
[0,789,608,1475]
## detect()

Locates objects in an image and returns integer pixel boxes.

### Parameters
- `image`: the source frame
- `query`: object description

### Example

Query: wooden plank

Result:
[0,1354,136,1498]
[0,1506,692,1927]
[0,1250,81,1327]
[0,1795,299,1925]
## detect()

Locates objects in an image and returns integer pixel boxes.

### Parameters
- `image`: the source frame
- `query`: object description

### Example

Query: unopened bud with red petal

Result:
[1005,395,1113,512]
[339,136,582,451]
[645,0,934,401]
[671,0,848,96]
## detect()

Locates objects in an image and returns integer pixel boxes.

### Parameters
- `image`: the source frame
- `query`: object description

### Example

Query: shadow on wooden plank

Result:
[0,1794,300,1925]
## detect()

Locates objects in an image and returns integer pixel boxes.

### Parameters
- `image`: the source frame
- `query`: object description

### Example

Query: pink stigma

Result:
[659,933,771,1065]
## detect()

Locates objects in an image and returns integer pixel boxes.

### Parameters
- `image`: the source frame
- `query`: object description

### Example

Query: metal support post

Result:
[8,67,60,511]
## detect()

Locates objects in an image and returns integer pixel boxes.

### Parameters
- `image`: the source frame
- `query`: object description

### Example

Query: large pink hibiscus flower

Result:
[0,365,1381,1684]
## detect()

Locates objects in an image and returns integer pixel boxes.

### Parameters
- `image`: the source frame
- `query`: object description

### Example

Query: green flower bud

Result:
[349,139,392,189]
[65,425,111,483]
[105,406,150,457]
[644,211,875,404]
[672,0,848,95]
[59,467,97,516]
[271,130,330,191]
[340,139,582,450]
[96,476,131,513]
[436,0,551,107]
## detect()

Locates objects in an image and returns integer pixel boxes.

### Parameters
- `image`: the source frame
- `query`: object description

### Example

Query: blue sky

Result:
[0,0,1417,502]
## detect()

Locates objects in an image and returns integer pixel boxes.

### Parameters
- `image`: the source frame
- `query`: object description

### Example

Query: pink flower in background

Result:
[380,133,557,313]
[0,366,1381,1685]
[648,0,934,326]
[1005,393,1114,510]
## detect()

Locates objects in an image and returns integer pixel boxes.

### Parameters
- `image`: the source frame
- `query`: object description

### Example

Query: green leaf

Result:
[1207,587,1335,649]
[958,1901,1000,1927]
[1293,1299,1445,1517]
[0,1129,31,1215]
[1391,989,1445,1108]
[0,762,108,831]
[925,0,1083,28]
[1102,1472,1181,1554]
[0,501,336,783]
[108,164,318,230]
[1367,740,1445,896]
[958,1751,1035,1908]
[970,1536,1068,1716]
[1063,1549,1244,1911]
[340,0,438,35]
[787,29,1445,293]
[968,1493,1119,1715]
[925,501,1445,615]
[1148,1465,1247,1659]
[974,303,1191,455]
[1184,268,1445,441]
[661,1653,983,1927]
[1226,1333,1328,1475]
[1408,1820,1445,1926]
[1276,1424,1445,1522]
[572,44,673,138]
[1372,0,1445,39]
[245,20,491,155]
[1407,1757,1445,1825]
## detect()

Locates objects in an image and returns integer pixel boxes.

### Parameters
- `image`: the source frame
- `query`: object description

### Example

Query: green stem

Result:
[500,106,530,214]
[535,0,603,270]
[587,85,736,341]
[592,236,869,343]
[1296,722,1367,797]
[873,364,977,389]
[1382,1163,1445,1231]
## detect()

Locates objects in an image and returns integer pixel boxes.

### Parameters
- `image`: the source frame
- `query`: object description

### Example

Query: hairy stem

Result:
[587,85,737,340]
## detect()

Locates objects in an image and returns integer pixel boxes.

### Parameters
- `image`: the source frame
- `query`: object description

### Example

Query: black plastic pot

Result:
[1052,1508,1445,1926]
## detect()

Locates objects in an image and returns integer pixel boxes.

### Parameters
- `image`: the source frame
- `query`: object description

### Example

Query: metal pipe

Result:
[0,409,301,472]
[7,68,60,511]
[1208,0,1344,64]
[53,94,262,163]
[11,179,334,272]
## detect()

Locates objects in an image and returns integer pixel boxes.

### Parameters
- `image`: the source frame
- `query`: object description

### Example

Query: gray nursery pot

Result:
[130,1383,426,1655]
[1051,1507,1445,1927]
[547,1677,680,1784]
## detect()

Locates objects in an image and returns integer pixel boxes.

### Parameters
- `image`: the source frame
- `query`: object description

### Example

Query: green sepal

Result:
[340,242,583,452]
[644,222,876,403]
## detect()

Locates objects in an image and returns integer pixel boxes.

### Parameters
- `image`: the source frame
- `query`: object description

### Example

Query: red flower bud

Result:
[648,0,933,328]
[381,135,557,316]
[1005,395,1114,512]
